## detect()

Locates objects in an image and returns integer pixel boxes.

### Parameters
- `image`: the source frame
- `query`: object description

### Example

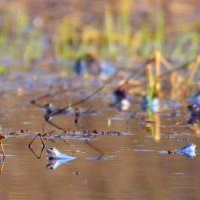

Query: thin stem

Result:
[85,139,104,156]
[28,133,45,148]
[45,118,67,132]
[52,85,106,116]
[30,88,69,105]
[28,145,45,159]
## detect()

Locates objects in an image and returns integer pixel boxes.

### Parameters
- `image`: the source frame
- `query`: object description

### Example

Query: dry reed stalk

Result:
[160,55,183,81]
[185,56,200,86]
[155,51,161,94]
[170,71,179,100]
[146,63,154,90]
[180,56,200,95]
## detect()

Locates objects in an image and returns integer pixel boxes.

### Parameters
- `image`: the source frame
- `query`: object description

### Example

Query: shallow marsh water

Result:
[0,88,200,200]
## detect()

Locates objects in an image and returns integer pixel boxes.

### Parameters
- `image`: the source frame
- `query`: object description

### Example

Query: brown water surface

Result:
[0,90,199,200]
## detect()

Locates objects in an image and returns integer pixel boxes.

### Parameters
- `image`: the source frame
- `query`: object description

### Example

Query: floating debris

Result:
[27,129,123,149]
[64,130,122,139]
[5,130,32,138]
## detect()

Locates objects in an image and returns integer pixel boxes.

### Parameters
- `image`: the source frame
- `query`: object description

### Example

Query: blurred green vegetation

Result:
[0,5,43,72]
[0,1,199,73]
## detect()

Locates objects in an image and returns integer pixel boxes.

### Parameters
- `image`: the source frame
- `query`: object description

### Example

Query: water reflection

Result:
[1,92,200,200]
[160,144,196,158]
[0,134,6,158]
[190,124,200,135]
[144,113,160,141]
[183,151,196,158]
[0,157,5,173]
[45,147,76,170]
[160,149,196,158]
[46,158,75,170]
[28,145,45,159]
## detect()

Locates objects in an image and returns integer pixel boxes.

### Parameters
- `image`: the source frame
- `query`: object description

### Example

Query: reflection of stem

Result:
[0,157,5,174]
[28,145,45,159]
[28,133,45,148]
[125,119,128,132]
[42,121,45,134]
[0,142,5,158]
[45,118,67,132]
[148,113,160,141]
[154,114,160,141]
[190,124,200,135]
[85,140,104,156]
[43,120,69,144]
[155,51,161,92]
